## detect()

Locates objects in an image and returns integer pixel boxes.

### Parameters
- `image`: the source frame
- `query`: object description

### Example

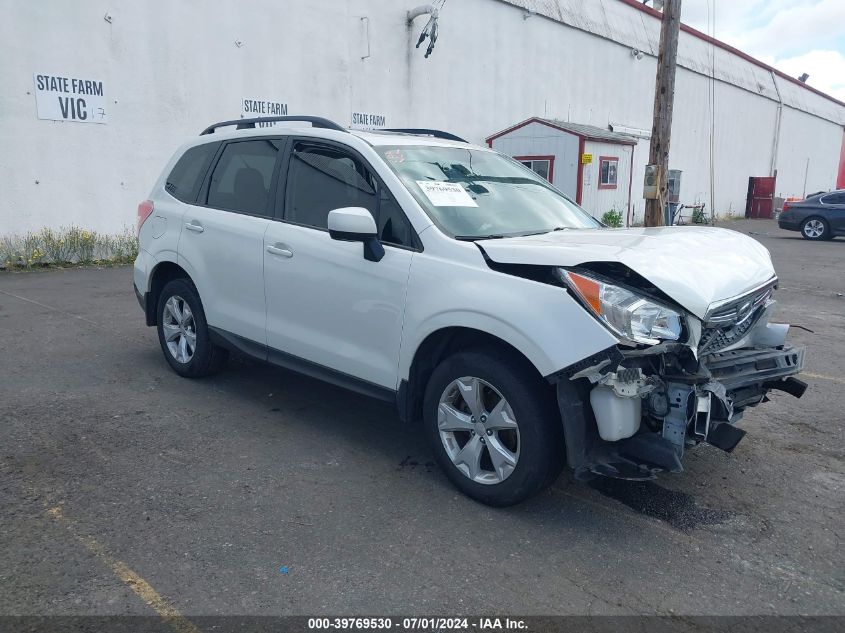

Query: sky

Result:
[680,0,845,101]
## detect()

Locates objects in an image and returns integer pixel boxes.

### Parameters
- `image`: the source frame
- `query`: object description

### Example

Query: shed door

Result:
[746,176,776,219]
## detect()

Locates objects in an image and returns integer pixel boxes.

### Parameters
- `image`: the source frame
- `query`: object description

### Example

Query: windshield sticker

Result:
[416,181,478,207]
[384,149,405,163]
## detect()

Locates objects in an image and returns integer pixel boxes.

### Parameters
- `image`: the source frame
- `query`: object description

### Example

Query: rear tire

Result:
[423,347,564,506]
[156,278,228,377]
[801,216,830,240]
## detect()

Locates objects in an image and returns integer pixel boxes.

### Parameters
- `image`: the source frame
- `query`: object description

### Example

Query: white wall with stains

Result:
[1,0,843,235]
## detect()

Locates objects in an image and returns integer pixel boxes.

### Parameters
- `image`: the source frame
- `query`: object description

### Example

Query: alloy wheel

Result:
[803,219,825,238]
[161,295,196,364]
[437,376,520,485]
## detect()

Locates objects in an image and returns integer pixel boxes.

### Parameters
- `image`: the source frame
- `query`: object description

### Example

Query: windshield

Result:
[375,145,601,239]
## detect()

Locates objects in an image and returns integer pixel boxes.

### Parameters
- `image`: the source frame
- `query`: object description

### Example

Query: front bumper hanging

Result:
[555,344,806,481]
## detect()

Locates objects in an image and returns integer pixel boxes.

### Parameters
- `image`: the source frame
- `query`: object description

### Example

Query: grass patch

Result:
[1,226,138,271]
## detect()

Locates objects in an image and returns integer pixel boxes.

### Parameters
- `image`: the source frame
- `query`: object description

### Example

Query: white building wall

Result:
[1,0,843,235]
[775,106,845,198]
[665,70,781,218]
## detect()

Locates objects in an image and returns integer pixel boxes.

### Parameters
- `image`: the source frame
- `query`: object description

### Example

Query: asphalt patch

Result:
[588,478,733,531]
[397,455,436,472]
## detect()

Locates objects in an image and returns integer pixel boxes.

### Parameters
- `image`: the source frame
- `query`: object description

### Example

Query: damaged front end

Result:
[554,275,807,481]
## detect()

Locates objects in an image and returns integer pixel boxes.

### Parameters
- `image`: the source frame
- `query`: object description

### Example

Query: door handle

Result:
[266,244,293,258]
[185,221,204,233]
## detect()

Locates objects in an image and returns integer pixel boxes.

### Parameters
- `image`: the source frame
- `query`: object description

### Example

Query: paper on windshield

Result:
[416,181,478,207]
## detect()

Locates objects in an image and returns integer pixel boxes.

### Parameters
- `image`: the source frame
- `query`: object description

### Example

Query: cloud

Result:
[683,0,844,57]
[730,0,845,59]
[765,50,845,101]
[682,0,845,101]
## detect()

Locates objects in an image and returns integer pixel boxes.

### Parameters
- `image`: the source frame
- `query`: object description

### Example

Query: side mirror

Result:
[328,207,384,262]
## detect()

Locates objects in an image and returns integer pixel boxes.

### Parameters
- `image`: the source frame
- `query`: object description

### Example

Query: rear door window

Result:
[206,139,282,216]
[165,143,218,203]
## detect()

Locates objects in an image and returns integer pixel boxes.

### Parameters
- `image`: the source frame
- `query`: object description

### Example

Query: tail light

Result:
[781,200,791,214]
[137,200,154,235]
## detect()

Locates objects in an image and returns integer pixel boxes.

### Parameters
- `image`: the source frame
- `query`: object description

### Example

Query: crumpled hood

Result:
[477,226,776,319]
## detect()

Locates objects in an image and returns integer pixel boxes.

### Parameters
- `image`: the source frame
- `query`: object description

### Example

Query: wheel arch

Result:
[802,215,830,237]
[145,260,194,326]
[398,324,552,424]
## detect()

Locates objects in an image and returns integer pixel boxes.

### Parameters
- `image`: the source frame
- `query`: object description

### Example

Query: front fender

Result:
[398,254,619,381]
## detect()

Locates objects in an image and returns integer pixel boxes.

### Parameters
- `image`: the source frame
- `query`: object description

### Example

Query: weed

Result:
[0,226,138,271]
[601,208,624,228]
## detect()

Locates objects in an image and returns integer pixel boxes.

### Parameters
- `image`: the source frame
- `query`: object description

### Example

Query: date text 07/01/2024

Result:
[307,618,528,630]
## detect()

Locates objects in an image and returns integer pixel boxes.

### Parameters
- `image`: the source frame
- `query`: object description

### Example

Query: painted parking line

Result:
[45,505,202,633]
[0,287,149,345]
[802,372,845,385]
[0,288,104,328]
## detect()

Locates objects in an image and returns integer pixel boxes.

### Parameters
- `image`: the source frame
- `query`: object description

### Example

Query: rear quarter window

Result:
[821,193,845,205]
[206,139,282,216]
[165,143,218,203]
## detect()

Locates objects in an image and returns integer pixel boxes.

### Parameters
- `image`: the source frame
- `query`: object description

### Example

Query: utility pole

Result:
[644,0,682,227]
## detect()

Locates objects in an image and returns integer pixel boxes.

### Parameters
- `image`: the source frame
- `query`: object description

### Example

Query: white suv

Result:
[134,116,806,506]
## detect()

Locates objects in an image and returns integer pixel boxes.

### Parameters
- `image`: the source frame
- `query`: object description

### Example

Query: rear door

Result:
[263,139,418,390]
[178,137,284,345]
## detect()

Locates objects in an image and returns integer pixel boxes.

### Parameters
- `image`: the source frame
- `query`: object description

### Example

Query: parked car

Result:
[778,190,845,240]
[134,116,806,506]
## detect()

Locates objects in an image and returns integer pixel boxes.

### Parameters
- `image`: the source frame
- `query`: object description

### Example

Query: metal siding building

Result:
[487,118,637,221]
[1,0,844,235]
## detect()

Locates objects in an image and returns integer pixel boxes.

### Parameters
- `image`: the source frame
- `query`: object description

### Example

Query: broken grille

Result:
[698,280,776,355]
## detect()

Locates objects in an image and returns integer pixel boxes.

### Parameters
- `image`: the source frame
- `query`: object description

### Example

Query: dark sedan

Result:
[778,190,845,240]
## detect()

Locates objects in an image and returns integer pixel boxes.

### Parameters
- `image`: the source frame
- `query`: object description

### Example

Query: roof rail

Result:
[200,116,347,136]
[382,128,468,143]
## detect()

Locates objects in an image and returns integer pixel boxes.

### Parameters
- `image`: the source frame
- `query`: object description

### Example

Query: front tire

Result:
[801,216,830,240]
[423,348,564,506]
[156,278,228,377]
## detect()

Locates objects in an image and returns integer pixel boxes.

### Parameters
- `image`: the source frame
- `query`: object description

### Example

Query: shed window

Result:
[514,155,553,182]
[598,156,618,189]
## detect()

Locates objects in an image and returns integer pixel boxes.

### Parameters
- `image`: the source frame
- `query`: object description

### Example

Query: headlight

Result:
[559,269,683,345]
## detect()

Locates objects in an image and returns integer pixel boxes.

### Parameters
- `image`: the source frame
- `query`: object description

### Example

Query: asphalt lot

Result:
[1,219,843,618]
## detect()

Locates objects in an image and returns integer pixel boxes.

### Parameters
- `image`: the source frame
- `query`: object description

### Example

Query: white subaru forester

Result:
[134,116,806,506]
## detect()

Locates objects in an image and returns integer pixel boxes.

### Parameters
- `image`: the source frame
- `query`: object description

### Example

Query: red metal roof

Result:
[486,117,638,145]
